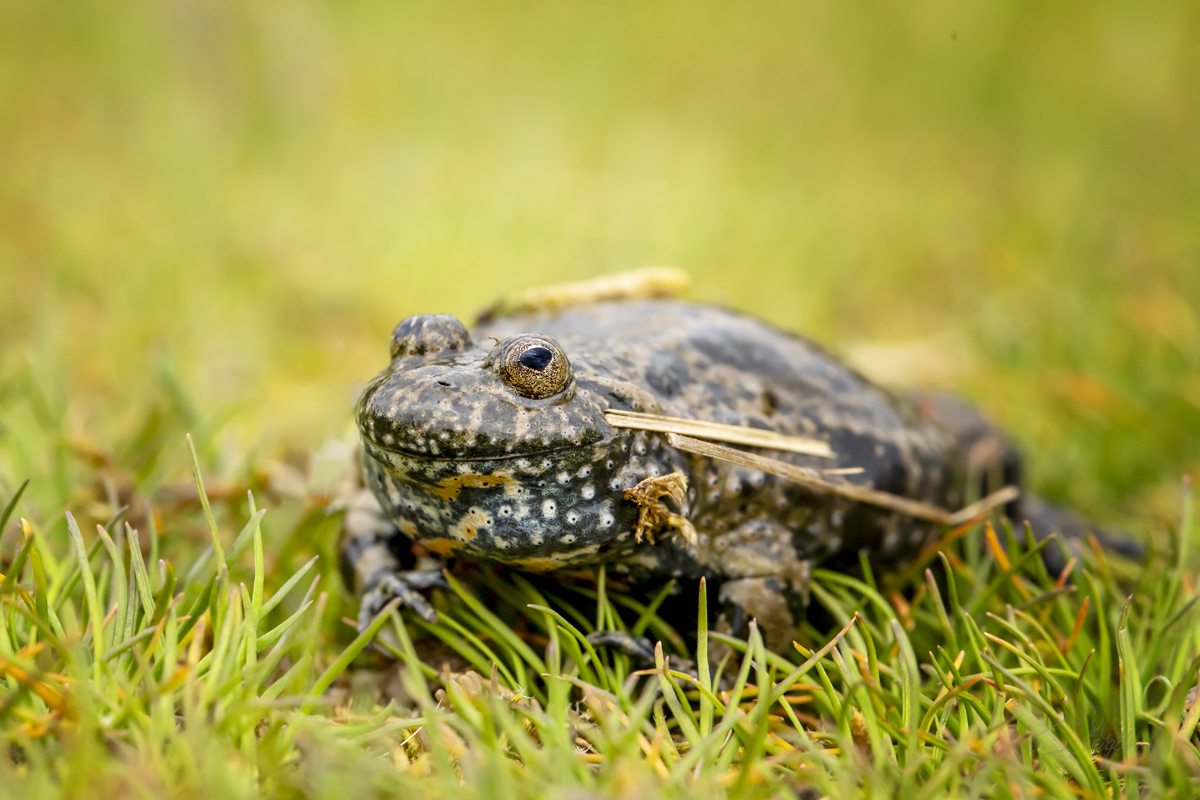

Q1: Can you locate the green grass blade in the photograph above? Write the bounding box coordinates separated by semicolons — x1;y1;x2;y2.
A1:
186;434;226;567
66;512;105;683
0;480;29;539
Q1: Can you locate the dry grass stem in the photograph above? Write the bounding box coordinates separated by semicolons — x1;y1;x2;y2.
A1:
665;433;1015;525
605;410;835;458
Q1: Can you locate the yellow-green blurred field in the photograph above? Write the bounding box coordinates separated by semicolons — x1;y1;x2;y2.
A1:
3;0;1199;523
1;3;1200;797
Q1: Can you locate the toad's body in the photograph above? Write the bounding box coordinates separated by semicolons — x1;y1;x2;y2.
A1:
358;300;967;569
344;293;1038;647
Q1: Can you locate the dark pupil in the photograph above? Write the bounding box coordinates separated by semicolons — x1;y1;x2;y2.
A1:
519;346;554;372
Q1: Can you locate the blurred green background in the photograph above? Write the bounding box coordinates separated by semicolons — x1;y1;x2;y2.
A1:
1;0;1197;531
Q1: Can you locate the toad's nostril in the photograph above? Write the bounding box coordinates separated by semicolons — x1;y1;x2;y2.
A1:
436;380;452;387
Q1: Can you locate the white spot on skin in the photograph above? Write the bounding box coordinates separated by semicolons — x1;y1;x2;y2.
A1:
566;512;579;524
560;534;576;544
577;466;592;478
581;485;595;500
530;532;543;545
601;514;615;528
556;472;571;484
498;505;512;517
542;500;557;519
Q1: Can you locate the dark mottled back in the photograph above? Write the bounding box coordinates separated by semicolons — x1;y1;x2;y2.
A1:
356;299;965;578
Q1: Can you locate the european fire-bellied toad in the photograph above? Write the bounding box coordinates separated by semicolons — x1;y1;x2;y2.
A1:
341;283;1132;650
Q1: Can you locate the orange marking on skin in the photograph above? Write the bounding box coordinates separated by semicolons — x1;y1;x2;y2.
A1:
450;508;491;540
423;538;461;556
430;473;517;501
510;557;566;573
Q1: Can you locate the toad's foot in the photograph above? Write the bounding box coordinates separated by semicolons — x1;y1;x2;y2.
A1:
357;560;447;631
585;630;701;677
623;473;696;545
586;630;657;663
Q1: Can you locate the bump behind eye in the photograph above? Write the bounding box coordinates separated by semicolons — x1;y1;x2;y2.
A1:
488;335;572;399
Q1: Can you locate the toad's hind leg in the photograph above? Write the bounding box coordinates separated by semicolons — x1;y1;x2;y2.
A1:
912;393;1023;518
912;393;1143;568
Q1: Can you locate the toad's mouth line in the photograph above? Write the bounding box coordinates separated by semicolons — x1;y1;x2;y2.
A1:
363;438;593;465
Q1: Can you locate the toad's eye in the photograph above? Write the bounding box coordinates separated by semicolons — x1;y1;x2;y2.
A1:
487;335;573;399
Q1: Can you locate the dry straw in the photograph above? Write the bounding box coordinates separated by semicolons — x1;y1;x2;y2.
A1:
604;410;1017;525
605;410;835;458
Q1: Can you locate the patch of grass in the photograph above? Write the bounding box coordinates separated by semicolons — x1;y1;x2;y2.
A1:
0;443;1196;798
2;0;1198;528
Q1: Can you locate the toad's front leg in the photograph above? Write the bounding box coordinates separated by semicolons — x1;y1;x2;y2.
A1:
704;519;812;653
339;489;447;630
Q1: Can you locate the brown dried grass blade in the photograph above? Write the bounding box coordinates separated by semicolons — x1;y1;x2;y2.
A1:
605;410;835;458
664;433;1018;526
944;486;1020;526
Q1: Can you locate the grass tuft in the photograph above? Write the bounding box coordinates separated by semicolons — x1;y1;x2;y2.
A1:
0;454;1196;798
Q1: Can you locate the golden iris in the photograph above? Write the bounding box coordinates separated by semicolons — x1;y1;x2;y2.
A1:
490;335;573;399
